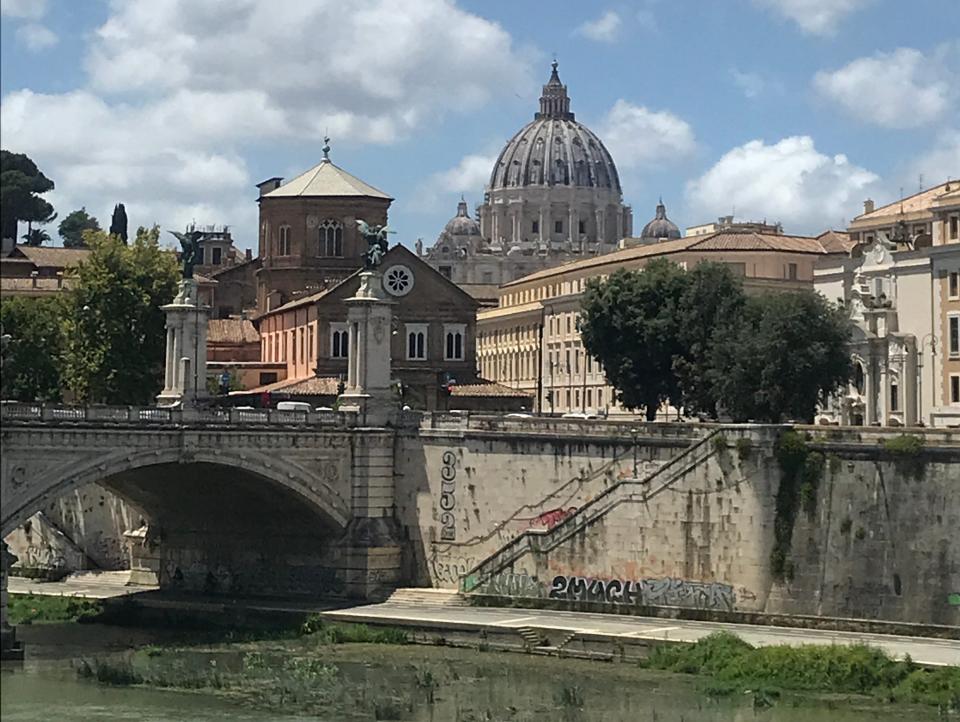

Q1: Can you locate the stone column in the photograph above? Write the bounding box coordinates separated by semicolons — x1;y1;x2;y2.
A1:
0;540;24;660
596;208;605;244
157;278;211;407
568;208;576;243
539;208;546;243
616;208;625;241
543;206;552;244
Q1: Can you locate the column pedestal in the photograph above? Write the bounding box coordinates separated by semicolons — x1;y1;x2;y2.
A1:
157;279;210;407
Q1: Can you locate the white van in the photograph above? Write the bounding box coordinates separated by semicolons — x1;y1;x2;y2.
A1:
276;401;312;412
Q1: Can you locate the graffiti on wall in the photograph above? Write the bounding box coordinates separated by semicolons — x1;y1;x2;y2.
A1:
519;507;578;531
439;450;458;541
548;575;735;611
430;554;475;585
472;570;544;598
948;593;960;607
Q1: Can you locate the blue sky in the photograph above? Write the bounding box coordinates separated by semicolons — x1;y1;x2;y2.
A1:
2;0;957;250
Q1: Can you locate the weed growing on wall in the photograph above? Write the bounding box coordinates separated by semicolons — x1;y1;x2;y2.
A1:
880;434;926;480
771;432;825;581
735;437;753;461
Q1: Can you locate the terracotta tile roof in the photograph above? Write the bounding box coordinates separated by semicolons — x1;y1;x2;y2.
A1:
450;383;532;398
239;376;341;396
502;230;831;287
852;181;954;223
816;230;857;254
17;246;91;268
207;319;259;345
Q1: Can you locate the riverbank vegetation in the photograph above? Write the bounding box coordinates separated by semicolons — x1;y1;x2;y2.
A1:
645;632;960;708
8;593;104;624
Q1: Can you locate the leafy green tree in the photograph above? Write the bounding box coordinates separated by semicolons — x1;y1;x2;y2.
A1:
60;226;178;404
22;227;51;247
710;291;852;423
1;150;55;242
58;207;100;248
0;296;64;402
580;259;688;420
673;262;747;419
109;203;128;243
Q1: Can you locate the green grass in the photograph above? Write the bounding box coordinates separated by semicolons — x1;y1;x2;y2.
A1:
7;593;104;624
300;615;408;645
645;632;959;707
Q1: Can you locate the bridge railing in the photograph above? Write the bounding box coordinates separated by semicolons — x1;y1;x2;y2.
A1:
0;402;346;427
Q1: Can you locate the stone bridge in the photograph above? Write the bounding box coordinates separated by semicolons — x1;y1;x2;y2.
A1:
1;403;401;601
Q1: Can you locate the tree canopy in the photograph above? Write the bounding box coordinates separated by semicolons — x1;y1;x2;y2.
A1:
0;295;64;402
580;259;852;423
60;226;178;404
1;150;55;243
109;203;128;243
58;207;101;248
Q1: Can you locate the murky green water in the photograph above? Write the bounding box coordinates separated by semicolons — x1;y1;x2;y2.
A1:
0;624;941;721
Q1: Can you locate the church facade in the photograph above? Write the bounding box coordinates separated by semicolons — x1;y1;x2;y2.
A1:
419;62;632;287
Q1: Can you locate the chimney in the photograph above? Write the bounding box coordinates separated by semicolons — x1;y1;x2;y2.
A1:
863;199;875;214
245;249;253;261
256;177;284;197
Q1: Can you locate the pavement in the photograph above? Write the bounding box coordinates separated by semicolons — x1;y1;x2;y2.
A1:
9;576;959;667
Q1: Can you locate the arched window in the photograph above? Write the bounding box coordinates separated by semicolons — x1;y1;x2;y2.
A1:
853;362;865;395
406;324;427;360
330;323;349;358
444;324;464;361
278;225;291;256
318;219;343;257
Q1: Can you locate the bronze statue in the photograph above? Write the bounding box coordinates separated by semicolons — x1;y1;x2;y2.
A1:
168;230;203;279
356;220;393;269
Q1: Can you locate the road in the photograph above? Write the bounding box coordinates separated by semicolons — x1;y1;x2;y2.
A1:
9;576;959;667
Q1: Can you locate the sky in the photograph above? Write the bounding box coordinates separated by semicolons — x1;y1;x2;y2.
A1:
1;0;958;251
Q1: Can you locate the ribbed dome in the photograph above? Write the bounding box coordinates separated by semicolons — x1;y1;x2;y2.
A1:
443;198;480;236
640;199;681;241
489;62;621;193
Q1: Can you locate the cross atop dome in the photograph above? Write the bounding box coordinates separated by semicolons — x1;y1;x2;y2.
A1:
537;60;574;121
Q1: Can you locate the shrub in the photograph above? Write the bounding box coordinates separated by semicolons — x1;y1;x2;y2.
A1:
735;437;753;461
881;435;926;480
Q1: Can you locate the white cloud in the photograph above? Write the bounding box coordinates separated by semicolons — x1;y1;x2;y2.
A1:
686;136;879;233
16;23;57;51
575;10;621;43
753;0;871;35
907;129;960;188
598;100;696;171
0;0;534;245
813;47;955;129
412;150;498;213
1;0;47;19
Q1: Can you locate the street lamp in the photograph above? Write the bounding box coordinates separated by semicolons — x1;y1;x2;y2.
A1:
631;427;639;478
916;334;938;424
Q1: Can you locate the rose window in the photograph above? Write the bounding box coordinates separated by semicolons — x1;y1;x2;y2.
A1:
383;264;414;296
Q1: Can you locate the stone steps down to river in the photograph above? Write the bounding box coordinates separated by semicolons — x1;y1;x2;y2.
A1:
385;588;468;607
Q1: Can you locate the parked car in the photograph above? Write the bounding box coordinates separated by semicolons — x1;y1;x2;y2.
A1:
561;412;598;420
276;401;312;412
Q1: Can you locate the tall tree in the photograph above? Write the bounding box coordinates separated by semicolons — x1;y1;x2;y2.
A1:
22;227;51;247
109;203;128;243
710;291;852;423
0;296;64;402
60;226;179;404
672;262;747;419
580;259;688;420
0;150;55;242
58;207;101;248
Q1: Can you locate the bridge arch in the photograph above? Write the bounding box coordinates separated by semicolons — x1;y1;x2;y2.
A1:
2;446;351;538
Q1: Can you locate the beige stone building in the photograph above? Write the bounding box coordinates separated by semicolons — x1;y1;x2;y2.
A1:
255;144;392;313
419;62;631;288
478;229;848;416
815;181;960;428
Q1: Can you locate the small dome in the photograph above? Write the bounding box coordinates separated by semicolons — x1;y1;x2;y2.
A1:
443;198;480;237
640;199;681;241
489;62;621;194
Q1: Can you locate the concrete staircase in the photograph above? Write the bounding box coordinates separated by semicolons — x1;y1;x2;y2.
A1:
384;587;468;607
461;427;734;594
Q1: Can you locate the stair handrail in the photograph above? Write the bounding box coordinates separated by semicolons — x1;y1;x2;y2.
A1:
460;428;722;592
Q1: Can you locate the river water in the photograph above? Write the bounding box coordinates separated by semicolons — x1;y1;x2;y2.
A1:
0;624;940;721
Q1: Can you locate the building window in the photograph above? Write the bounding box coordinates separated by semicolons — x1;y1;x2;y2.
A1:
444;324;465;361
278;225;292;255
406;323;428;360
949;314;960;356
951;375;960;404
853;362;865;394
318;219;343;257
787;263;798;280
890;381;898;412
211;247;222;265
950;215;959;240
554;220;563;234
578;220;585;234
299;328;305;364
532;220;539;234
330;323;349;358
949;271;959;299
586;389;592;407
598;389;603;407
259;372;278;386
